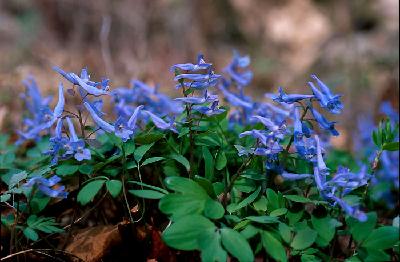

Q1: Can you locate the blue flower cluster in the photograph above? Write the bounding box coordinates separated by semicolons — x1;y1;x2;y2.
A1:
23;175;68;198
17;51;390;221
218;52;370;221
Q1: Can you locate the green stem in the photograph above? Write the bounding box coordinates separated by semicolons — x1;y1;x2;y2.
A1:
121;144;134;223
222;155;254;206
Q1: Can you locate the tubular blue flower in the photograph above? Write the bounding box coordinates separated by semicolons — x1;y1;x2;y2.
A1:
239;130;268;145
310;107;339;136
251;116;286;138
219;85;253;109
315;135;329;175
328;166;370;195
170;54;212;72
174;90;218;105
45;118;68;164
173;55;221;90
224;51;253;87
53;66;109;96
293;107;303;140
84;102;115;133
254;141;282;156
281;172;312;181
65;117;91;161
329;195;367;222
127;105;144;129
192;100;225;116
114;117;134;142
308;75;343;114
272;87;314;104
24;175;68;199
144;110;177;133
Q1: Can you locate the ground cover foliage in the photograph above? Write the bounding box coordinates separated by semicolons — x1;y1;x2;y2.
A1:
1;52;399;261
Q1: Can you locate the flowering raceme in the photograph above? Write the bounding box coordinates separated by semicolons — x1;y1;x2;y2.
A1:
15;52;393;225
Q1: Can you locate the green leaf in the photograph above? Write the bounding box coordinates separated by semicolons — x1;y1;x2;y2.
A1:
311;216;337;245
159;193;205;219
8;171;27;188
162;215;215;250
170;154;190;172
195;176;217;198
134;143;154;163
127;181;168;194
261;231;288;262
220;228;254;262
204;198;224;219
77;180;105;205
30;195;50;214
164;176;206;196
279;223;292;243
227;187;261;213
129;189;165;199
382;142;399;151
291;227;318;250
270;208;288;217
195;133;221;147
124;140;136;155
266;188;281;211
253;196;268;212
346;212;377;243
105;180;122;198
202;146;214;180
135;132;164;144
198;229;227;262
79;165;93;175
23;227;39;241
361;226;399;250
0;193;11;202
245;216;279;224
365;249;391;262
284;195;312;203
56;164;80;176
141;157;165;166
215;151;227;170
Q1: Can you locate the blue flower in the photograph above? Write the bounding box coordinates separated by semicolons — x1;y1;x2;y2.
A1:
173;55;221;90
192;100;225;116
281;172;312;181
45;118;68;164
272;87;314;104
315;135;329;175
114;117;134;142
17;83;65;144
53;66;109;96
84;101;115;133
65;117;91;161
328;166;370;195
310;107;339;136
175;90;218;105
329;195;367;222
251;115;286;138
224;51;253;87
170;54;212;72
219;85;253;109
143;110;177;133
24;175;68;199
309;75;343;114
239;130;269;146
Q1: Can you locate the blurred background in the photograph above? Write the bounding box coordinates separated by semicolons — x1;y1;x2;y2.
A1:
0;0;398;149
